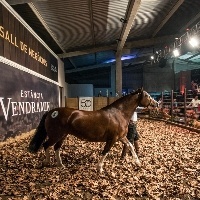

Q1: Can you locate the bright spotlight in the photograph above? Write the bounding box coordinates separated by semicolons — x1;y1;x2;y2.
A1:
189;37;199;47
150;55;154;60
173;49;180;57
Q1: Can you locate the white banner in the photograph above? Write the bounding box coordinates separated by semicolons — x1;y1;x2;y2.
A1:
79;97;93;111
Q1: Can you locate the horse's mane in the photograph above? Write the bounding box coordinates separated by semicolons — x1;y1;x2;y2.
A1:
101;88;143;110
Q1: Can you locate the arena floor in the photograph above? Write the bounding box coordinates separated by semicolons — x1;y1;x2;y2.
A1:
0;119;199;199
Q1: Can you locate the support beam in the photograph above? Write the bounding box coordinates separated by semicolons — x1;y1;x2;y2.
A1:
180;11;200;33
152;0;184;37
116;0;141;54
58;35;176;58
125;34;177;49
58;45;116;58
115;53;122;97
87;0;96;45
28;3;65;53
6;0;48;5
68;58;77;69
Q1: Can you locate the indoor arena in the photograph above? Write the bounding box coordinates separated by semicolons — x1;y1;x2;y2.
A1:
0;0;200;199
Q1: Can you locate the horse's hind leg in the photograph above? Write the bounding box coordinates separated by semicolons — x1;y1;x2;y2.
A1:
54;138;65;168
42;140;52;167
120;137;141;167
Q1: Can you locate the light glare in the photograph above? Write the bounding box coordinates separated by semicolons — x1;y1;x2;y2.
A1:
189;37;199;47
173;49;180;57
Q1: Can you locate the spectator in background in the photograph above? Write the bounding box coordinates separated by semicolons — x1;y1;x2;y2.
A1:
191;80;198;96
98;91;102;97
158;98;162;108
188;95;200;113
173;98;178;108
173;98;179;115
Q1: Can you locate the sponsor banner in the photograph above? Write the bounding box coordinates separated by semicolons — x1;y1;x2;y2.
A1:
79;97;93;111
0;62;59;141
0;3;58;81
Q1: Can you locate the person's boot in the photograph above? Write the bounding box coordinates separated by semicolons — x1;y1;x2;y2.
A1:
134;141;140;156
121;145;128;160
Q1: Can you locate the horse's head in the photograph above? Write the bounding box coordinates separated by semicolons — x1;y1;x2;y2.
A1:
138;89;158;108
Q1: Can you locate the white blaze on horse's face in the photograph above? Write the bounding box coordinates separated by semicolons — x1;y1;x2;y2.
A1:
141;91;158;107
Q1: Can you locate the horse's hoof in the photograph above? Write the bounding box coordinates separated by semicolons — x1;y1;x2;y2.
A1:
57;163;65;168
42;161;50;167
120;155;126;160
135;160;141;167
97;166;103;174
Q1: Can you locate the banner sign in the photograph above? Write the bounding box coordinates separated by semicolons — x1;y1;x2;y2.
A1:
0;3;58;82
0;62;59;141
79;97;93;111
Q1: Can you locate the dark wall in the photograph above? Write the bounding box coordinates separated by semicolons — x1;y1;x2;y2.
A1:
143;62;175;93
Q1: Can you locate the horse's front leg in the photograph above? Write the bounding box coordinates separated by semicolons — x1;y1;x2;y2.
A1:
97;139;116;173
97;153;108;174
120;137;141;167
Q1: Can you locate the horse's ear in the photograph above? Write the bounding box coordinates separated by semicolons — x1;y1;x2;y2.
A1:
137;87;143;94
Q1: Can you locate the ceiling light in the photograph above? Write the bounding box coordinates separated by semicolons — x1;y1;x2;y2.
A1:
173;49;180;57
189;37;199;47
150;55;154;60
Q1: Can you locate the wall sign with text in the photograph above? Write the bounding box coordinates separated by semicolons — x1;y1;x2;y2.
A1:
79;97;93;111
0;62;59;141
0;3;58;82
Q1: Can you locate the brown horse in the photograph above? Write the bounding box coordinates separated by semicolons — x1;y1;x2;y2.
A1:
28;88;158;173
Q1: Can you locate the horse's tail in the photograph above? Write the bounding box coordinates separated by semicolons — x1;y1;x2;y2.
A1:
28;112;48;153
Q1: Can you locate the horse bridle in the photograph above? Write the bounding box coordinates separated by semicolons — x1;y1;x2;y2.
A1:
138;91;154;107
137;90;144;106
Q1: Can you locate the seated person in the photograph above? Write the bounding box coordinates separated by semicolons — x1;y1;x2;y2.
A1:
188;95;200;113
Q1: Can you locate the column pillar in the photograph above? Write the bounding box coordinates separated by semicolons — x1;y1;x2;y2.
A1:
115;52;122;97
111;65;116;97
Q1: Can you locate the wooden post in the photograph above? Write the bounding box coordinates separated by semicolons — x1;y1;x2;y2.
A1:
161;92;164;108
184;88;187;125
171;90;174;122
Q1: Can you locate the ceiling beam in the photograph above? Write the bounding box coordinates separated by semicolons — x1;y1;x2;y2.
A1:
28;2;66;53
116;0;141;55
152;0;184;37
58;34;177;58
58;45;116;58
6;0;48;5
180;11;200;33
68;58;77;69
88;0;96;46
125;34;177;49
